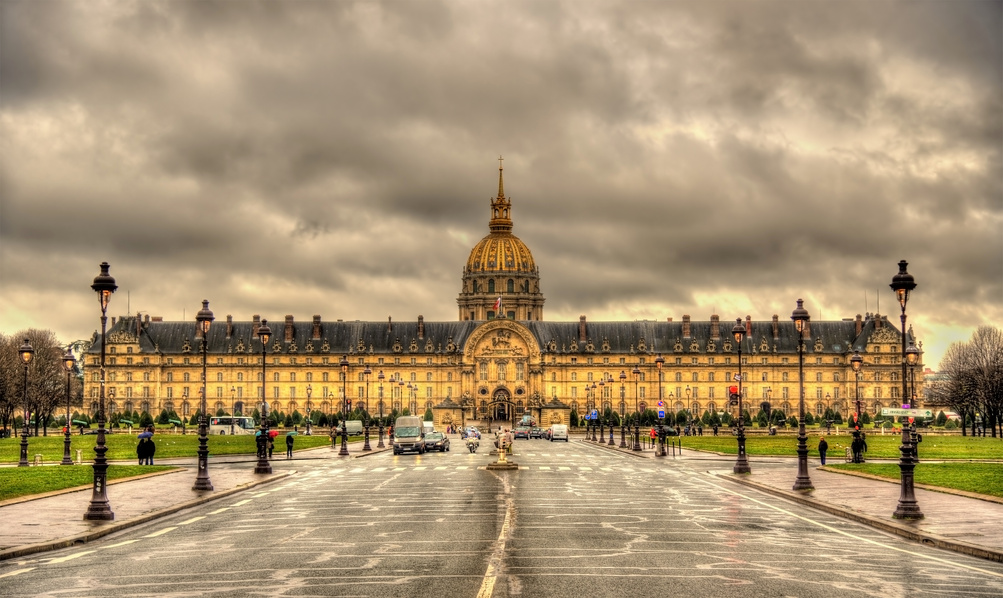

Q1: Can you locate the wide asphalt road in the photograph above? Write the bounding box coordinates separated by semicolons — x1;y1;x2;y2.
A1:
2;437;1002;597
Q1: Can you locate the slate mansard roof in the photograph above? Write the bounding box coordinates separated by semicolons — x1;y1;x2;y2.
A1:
90;313;911;358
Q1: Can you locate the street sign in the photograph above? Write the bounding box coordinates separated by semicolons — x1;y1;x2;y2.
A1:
881;408;933;418
658;410;665;418
591;409;598;420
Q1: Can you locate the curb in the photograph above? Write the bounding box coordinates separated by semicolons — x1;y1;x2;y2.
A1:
717;473;1003;564
817;466;1003;505
0;470;293;562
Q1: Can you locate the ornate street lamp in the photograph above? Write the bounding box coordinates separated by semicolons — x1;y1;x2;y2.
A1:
377;370;386;448
339;355;350;456
598;377;606;443
791;298;814;491
17;338;34;467
631;365;642;451
732;318;751;474
84;262;117;520
618;370;627;448
891;260;923;519
193;300;215;491
851;350;864;428
906;337;920;457
363;364;372;451
254;319;272;474
585;383;593;439
230;386;237;435
305;384;313;436
61;346;76;465
655;353;666;457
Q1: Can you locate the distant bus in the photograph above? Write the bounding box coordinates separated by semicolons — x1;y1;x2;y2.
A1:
209;416;257;435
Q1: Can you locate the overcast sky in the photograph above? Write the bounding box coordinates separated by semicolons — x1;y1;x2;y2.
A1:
1;0;1000;371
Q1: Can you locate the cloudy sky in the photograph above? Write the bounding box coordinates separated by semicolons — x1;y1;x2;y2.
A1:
1;0;1000;370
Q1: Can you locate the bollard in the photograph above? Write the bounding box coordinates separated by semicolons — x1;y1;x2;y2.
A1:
76;449;82;464
34;454;43;466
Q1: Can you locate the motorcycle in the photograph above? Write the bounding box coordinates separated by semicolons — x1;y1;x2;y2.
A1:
466;437;479;453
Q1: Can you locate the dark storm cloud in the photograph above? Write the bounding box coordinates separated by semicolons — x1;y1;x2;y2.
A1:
1;0;999;369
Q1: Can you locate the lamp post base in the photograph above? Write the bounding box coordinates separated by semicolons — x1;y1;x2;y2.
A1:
363;425;372;451
734;429;751;474
61;429;74;465
377;423;385;448
893;429;924;519
339;429;349;456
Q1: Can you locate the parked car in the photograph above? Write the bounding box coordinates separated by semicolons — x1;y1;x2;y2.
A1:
424;432;450;452
529;427;543;438
513;427;530;439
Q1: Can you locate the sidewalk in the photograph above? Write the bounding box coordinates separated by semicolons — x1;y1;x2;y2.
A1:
580;435;1003;563
0;441;385;561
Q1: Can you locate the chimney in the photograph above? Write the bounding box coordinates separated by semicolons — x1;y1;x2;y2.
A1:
252;314;261;338
111;317;116;326
152;316;163;322
855;313;863;336
666;317;672;323
388;316;393;333
226;315;233;339
312;315;322;340
136;313;141;337
579;315;587;342
144;314;150;324
772;314;779;339
418;315;425;339
682;315;691;338
710;315;720;340
284;315;294;343
874;315;882;329
746;315;753;341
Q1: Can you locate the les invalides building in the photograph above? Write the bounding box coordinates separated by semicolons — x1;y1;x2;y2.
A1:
84;161;925;430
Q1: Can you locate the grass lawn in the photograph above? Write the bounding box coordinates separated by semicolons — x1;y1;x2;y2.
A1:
0;465;175;502
0;431;337;463
677;433;1002;459
827;462;1003;499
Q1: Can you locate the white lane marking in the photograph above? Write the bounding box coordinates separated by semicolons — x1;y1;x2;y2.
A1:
178;516;205;525
372;467;388;472
579;467;593;471
143;526;177;538
539;466;551;470
45;551;96;564
230;499;253;507
208;507;229;515
103;540;139;548
413;467;427;471
558;466;571;470
699;474;1003;579
0;568;35;579
476;497;514;598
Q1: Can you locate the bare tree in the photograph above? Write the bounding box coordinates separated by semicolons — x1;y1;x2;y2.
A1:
937;326;1003;437
0;330;67;437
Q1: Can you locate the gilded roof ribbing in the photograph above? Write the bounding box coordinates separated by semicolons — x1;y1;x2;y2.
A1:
465;233;537;274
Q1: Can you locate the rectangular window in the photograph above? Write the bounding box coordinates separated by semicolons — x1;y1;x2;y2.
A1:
447;372;453;382
707;387;713;399
571;372;577;381
571;387;578;399
273;387;279;399
480;363;488;380
143;387;150;398
216;387;223;398
639;387;646;399
516;363;524;381
708;372;715;382
783;387;789;399
167;387;174;399
290;387;296;399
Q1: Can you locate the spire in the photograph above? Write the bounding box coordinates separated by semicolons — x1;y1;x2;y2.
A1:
488;156;513;234
497;155;505;199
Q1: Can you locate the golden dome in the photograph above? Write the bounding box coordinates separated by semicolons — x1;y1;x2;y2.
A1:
465;233;537;274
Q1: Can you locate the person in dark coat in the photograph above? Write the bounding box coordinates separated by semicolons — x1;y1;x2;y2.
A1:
851;432;864;463
285;433;294;459
818;436;829;465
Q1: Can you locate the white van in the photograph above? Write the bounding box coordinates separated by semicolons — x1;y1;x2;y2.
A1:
394;416;425;455
422;421;435;435
341;420;363;436
549;424;569;442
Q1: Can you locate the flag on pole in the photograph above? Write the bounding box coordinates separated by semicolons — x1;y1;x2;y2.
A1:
493;296;502;311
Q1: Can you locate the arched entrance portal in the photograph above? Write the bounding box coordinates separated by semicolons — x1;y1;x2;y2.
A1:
489;388;515;428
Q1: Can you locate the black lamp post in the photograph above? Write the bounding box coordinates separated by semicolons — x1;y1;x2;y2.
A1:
61;346;76;465
17;338;34;467
85;261;117;520
791;299;814;491
906;337;920;458
585;383;593;439
598;377;605;443
377;370;386;448
363;364;372;451
339;355;350;456
632;365;642;451
193;300;214;491
891;260;923;519
733;318;751;474
230;386;237;435
618;370;627;448
655;354;666;457
305;384;313;436
851;350;864;428
254;320;272;474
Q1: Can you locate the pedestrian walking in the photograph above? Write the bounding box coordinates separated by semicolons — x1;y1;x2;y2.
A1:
267;435;275;459
286;433;294;459
818;436;828;465
851;433;863;463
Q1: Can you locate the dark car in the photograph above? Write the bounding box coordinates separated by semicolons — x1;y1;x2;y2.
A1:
529;427;543;439
513;427;530;439
424;432;450;452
